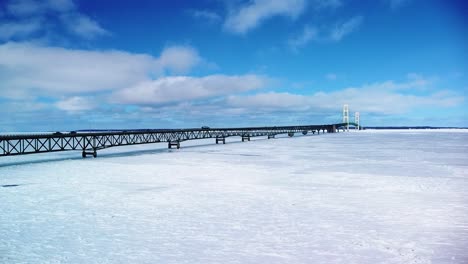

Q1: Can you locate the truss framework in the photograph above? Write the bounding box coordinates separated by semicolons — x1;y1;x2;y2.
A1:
0;123;353;158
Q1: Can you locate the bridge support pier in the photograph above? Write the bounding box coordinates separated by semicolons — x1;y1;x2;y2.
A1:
242;135;250;142
268;134;275;139
168;141;180;149
82;149;97;158
216;137;226;144
327;125;337;133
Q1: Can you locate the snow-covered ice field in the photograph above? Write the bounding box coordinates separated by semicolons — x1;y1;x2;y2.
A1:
1;130;467;264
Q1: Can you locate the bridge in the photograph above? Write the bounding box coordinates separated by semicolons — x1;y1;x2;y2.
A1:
0;123;358;158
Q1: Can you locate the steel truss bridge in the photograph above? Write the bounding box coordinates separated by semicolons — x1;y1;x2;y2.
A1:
0;123;357;158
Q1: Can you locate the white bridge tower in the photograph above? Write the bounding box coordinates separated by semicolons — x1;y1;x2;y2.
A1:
343;104;349;131
355;112;360;130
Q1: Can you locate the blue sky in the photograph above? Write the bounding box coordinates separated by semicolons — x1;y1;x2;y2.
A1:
0;0;466;131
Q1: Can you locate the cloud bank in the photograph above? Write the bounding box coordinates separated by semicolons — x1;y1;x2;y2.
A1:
0;42;271;112
0;42;205;98
112;75;270;105
225;78;463;115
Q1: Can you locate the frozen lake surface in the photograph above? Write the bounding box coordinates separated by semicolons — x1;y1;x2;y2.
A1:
1;130;467;263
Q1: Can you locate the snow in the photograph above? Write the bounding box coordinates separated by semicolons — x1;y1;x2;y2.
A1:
1;130;467;263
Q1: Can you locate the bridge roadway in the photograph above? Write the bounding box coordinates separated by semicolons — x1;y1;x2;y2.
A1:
0;123;356;158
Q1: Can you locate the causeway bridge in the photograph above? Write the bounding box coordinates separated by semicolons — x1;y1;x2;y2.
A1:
0;123;357;158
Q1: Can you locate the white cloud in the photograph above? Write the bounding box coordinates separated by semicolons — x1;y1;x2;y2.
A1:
314;0;342;9
358;78;430;91
6;0;43;17
310;85;462;114
224;0;306;34
112;75;270;105
0;42;203;97
55;96;96;112
0;20;41;40
60;13;109;39
2;100;48;113
156;46;202;74
1;0;107;40
227;92;310;110
0;42;154;96
330;16;363;41
190;10;221;22
224;77;463;115
46;0;75;12
287;15;363;50
288;26;317;51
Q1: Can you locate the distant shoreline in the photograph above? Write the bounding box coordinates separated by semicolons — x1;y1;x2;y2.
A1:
362;126;468;130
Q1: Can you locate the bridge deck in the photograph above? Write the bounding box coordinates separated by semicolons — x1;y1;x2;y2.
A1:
0;123;356;158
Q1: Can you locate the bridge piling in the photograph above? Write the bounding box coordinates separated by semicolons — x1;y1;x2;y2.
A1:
82;149;97;158
326;125;337;133
242;135;250;142
216;137;226;144
168;141;180;149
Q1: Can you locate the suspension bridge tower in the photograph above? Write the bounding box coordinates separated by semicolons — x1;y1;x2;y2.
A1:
355;112;360;130
343;104;349;131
